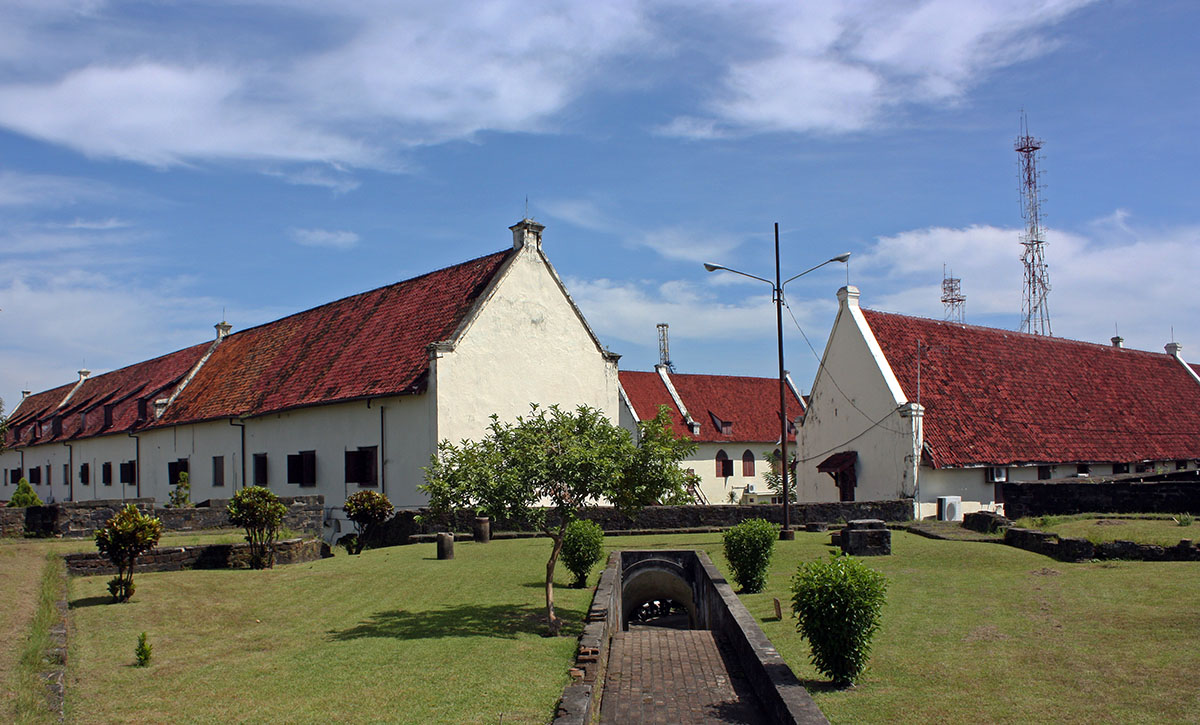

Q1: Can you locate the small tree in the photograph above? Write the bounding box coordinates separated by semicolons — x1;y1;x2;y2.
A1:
562;519;605;588
94;504;163;602
342;490;394;554
167;471;191;508
722;518;779;593
135;632;152;666
791;553;888;687
423;404;694;634
8;478;42;507
227;486;287;569
763;450;798;503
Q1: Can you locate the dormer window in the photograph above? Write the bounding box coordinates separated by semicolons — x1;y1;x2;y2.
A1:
721;421;733;435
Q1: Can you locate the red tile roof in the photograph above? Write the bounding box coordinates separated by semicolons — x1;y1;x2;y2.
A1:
620;370;803;444
6;249;513;445
4;343;211;447
862;309;1200;468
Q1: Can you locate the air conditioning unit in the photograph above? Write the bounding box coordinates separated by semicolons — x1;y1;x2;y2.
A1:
937;495;962;522
987;467;1007;482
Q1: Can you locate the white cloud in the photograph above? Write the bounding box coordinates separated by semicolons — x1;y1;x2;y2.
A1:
0;170;114;207
288;227;360;249
264;166;361;195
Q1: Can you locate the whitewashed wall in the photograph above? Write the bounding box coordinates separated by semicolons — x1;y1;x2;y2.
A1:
797;287;922;506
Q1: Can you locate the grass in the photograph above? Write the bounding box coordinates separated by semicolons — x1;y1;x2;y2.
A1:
1013;513;1197;546
5;529;1197;723
7;549;67;724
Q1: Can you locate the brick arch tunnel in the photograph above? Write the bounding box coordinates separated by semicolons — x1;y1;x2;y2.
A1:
619;555;698;629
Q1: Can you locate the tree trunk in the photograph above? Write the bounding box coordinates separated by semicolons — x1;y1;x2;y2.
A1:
544;532;566;635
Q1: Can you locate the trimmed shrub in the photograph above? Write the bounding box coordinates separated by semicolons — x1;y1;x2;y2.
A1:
342;490;394;554
8;478;41;507
95;504;163;602
227;486;287;569
561;519;604;588
791;553;888;686
722;518;779;593
167;471;191;509
135;632;152;666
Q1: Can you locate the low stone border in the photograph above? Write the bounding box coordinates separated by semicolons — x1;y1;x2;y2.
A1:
44;564;69;722
63;538;330;575
1003;527;1200;562
553;552;621;724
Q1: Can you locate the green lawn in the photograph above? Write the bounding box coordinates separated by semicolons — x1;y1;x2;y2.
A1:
1013;513;1198;547
8;529;1197;724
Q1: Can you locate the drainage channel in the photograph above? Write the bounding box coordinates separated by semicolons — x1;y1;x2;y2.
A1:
553;550;827;725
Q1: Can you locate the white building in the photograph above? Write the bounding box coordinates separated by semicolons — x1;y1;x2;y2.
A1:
798;285;1200;518
618;367;805;505
1;220;620;536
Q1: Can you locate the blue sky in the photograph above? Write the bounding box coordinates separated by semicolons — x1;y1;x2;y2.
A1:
3;0;1199;412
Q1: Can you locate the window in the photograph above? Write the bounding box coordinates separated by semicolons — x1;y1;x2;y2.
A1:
1037;465;1052;480
119;461;137;485
715;450;733;478
167;459;189;486
45;465;51;486
62;464;69;487
102;404;114;428
80;463;90;485
51;417;62;437
8;469;20;485
345;446;378;487
1135;463;1149;474
1076;464;1090;476
287;450;317;487
28;467;41;485
721;421;733;435
1176;460;1188;471
253;454;268;486
1113;463;1129;475
102;462;113;486
741;450;755;477
212;456;225;487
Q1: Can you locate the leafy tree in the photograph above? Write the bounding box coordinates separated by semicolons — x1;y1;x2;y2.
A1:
561;519;604;588
8;478;42;507
342;490;394;554
763;449;798;503
0;397;8;455
94;504;163;602
722;518;779;593
167;471;191;508
423;403;694;634
791;553;888;686
227;486;287;569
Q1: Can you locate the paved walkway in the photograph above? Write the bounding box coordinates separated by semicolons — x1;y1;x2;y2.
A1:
599;628;768;724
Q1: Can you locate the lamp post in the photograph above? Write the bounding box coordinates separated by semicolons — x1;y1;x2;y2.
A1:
704;223;850;539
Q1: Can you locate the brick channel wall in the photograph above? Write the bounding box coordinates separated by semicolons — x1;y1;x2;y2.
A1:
370;500;913;547
4;496;323;538
63;537;330;575
1002;478;1200;519
1003;526;1200;562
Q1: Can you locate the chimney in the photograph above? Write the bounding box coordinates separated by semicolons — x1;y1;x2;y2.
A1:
21;389;31;399
837;285;861;309
215;321;232;340
154;398;169;419
509;218;545;251
78;368;91;380
1111;336;1124;348
1166;341;1183;357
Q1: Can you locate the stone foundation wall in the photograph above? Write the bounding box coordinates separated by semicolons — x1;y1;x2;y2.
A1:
371;500;912;547
1003;526;1200;562
63;537;330;575
1002;479;1200;519
0;507;25;537
8;496;323;539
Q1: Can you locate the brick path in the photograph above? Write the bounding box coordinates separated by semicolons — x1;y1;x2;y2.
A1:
599;628;768;724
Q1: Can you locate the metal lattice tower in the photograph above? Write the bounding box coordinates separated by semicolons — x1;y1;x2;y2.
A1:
941;265;965;322
656;323;675;371
1016;113;1052;335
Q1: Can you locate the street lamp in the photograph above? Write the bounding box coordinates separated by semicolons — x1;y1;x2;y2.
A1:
704;222;850;539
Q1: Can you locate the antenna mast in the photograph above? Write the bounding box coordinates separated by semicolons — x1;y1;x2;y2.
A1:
1016;112;1052;335
657;323;675;372
941;265;965;323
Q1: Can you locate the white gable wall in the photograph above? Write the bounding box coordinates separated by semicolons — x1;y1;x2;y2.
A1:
798;287;922;504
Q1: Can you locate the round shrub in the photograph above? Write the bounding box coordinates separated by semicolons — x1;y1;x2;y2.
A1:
722;518;779;593
8;478;41;507
343;490;394;554
227;486;287;569
95;504;163;602
561;519;604;588
791;553;888;686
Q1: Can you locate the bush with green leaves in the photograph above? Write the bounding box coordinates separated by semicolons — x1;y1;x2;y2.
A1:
1174;512;1194;527
8;477;41;507
135;632;152;666
561;519;604;588
227;486;287;569
167;471;191;508
342;490;394;554
94;504;163;602
791;553;888;686
722;517;779;593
